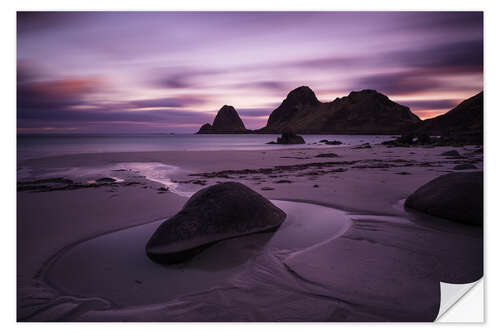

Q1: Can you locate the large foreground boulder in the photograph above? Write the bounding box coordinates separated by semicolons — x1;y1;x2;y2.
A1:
146;182;287;264
405;172;483;225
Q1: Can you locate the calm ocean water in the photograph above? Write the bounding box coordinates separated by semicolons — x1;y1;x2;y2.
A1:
17;134;393;161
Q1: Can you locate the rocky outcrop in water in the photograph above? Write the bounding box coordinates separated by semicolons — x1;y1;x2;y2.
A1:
146;182;286;264
258;87;422;134
195;88;482;140
405;172;483;226
197;105;249;134
274;132;305;144
197;123;213;133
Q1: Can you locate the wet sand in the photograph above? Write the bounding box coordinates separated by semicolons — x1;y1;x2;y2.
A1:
42;201;350;308
17;144;483;321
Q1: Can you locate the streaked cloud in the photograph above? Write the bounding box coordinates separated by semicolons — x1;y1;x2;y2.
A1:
17;11;483;133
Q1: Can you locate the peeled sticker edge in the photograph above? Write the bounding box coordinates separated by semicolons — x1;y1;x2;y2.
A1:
436;278;483;321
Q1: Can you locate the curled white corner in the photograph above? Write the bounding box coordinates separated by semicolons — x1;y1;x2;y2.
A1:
436;279;482;321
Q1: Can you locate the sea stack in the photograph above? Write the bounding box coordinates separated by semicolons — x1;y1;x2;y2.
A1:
197;105;249;134
266;86;320;131
259;87;422;134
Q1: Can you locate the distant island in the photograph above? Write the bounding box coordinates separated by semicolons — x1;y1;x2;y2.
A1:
197;105;251;134
196;86;483;140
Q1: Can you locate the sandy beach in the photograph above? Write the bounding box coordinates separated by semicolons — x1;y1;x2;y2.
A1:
17;143;483;321
12;9;487;325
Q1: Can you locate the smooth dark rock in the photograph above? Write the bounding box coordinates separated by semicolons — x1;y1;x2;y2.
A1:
405;172;483;225
146;182;286;264
275;132;305;145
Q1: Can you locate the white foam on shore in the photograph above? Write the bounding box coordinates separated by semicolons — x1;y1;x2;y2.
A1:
112;162;194;197
18;162;193;196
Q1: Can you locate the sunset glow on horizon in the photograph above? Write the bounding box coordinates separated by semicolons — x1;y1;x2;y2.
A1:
17;11;483;133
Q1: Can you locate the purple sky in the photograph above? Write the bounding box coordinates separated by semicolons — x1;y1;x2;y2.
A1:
17;11;483;133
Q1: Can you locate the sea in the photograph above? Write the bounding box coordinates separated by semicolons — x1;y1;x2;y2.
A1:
17;133;394;161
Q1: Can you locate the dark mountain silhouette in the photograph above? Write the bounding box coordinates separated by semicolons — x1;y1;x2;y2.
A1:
266;86;320;128
258;87;422;134
197;105;249;134
419;91;483;137
194;88;483;138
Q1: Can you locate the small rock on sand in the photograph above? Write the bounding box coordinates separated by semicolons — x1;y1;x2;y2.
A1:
261;187;275;191
315;153;339;158
352;143;371;149
319;139;342;145
274;179;292;184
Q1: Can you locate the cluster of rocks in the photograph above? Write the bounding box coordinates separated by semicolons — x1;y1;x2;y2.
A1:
17;177;117;192
382;133;435;147
267;132;305;145
383;132;483;148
